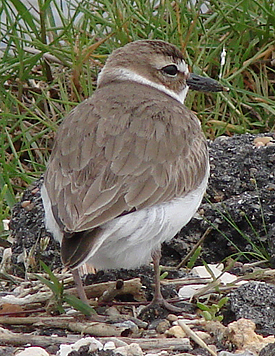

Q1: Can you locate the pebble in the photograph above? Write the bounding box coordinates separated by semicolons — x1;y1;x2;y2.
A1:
195;330;212;343
31;187;39;194
227;318;275;355
114;343;143;356
254;136;273;146
165;325;186;338
106;306;121;316
148;319;166;330
114;320;139;334
21;200;34;211
166;314;178;322
155;320;170;334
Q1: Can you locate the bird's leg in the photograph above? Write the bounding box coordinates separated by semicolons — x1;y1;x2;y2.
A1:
71;269;110;321
151;248;164;304
71;268;90;305
147;248;183;312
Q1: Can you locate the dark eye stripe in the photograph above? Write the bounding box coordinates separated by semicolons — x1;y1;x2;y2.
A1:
161;64;178;76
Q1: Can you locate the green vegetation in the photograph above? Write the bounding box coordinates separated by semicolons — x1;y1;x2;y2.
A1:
1;0;275;224
205;196;271;264
197;296;229;321
36;261;95;315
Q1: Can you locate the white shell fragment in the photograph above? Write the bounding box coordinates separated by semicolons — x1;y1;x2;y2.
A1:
57;337;103;356
15;347;49;356
178;264;246;299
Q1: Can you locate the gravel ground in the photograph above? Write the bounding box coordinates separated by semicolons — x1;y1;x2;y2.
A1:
6;133;275;355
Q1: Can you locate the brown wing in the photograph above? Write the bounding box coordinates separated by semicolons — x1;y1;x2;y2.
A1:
44;81;208;234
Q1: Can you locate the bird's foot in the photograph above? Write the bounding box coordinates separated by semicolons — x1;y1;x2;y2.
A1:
138;295;186;319
154;297;185;313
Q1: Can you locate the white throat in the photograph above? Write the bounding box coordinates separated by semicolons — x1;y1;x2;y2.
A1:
98;67;189;104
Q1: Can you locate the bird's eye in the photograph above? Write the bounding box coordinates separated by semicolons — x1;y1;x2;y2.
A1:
161;64;178;77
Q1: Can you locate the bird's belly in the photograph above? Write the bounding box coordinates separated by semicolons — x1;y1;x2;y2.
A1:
87;170;209;270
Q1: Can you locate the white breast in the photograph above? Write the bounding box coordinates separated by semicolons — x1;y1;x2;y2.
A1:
86;164;209;270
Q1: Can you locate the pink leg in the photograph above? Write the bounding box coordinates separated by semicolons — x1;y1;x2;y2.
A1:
71;268;89;305
148;249;183;312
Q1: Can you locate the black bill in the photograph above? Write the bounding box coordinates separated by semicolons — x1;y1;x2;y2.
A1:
187;73;229;93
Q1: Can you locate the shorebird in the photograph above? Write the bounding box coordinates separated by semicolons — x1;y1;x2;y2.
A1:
41;40;226;311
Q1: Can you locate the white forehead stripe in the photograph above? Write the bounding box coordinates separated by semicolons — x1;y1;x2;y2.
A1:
178;61;189;74
99;67;189;104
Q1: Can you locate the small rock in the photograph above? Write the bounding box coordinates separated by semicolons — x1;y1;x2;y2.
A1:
228;318;259;347
254;136;273;146
195;330;212;343
31;187;39;194
227;318;275;354
255;141;265;147
21;200;31;208
166;314;178;322
114;320;139;334
106;306;121;316
114;343;143;356
156;319;170;334
21;200;34;211
165;325;186;338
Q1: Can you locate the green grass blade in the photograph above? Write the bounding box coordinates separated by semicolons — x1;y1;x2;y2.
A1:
8;0;39;37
